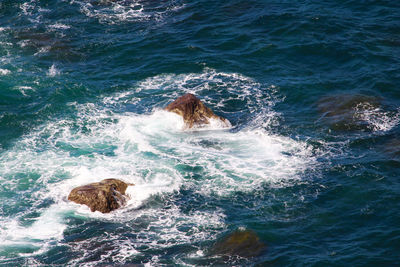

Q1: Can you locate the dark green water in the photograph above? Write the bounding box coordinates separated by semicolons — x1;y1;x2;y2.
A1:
0;0;400;266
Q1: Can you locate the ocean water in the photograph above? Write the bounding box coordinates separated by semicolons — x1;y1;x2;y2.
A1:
0;0;400;266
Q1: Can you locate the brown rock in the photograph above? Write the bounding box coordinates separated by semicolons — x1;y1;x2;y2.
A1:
165;93;231;129
68;179;133;213
211;229;265;258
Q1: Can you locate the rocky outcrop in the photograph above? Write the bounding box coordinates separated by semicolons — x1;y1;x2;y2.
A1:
165;93;231;129
317;94;381;131
210;229;265;258
68;179;133;213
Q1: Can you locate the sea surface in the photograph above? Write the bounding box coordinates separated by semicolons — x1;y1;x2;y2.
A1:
0;0;400;266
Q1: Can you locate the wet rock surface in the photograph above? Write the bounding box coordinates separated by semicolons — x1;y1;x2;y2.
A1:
165;93;231;129
68;179;133;213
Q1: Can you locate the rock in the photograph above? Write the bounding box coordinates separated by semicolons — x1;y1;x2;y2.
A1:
68;179;133;213
13;29;77;61
210;229;265;258
317;94;381;131
164;93;231;129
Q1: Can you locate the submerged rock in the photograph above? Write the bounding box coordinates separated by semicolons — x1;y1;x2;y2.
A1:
68;179;133;213
13;29;78;61
164;93;231;129
210;229;265;258
317;94;381;131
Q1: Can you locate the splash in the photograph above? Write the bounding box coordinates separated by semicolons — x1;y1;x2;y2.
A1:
47;64;60;76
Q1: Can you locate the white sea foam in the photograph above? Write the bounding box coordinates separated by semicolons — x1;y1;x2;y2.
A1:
193;116;232;130
48;23;71;30
66;204;225;266
19;0;41;23
105;68;280;129
74;0;184;25
354;103;400;132
0;205;67;259
3;207;66;242
0;70;314;264
14;86;35;96
34;46;51;55
18;40;29;48
20;2;34;16
0;69;10;75
47;64;60;76
79;2;150;24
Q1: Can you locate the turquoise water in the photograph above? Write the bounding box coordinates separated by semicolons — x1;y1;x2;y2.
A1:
0;0;400;266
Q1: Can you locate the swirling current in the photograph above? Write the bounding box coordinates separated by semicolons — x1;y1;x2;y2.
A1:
0;0;400;266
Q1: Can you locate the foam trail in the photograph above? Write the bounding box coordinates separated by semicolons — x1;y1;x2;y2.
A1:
14;86;35;97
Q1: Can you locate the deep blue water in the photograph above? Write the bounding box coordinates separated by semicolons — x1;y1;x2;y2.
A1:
1;0;400;266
